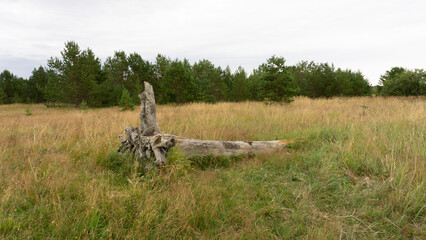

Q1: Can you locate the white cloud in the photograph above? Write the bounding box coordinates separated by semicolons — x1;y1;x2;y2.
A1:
0;0;425;84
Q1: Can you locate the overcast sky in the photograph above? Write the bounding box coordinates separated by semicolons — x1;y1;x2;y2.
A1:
1;0;425;85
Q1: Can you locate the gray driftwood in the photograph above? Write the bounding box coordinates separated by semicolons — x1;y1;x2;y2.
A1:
118;82;292;169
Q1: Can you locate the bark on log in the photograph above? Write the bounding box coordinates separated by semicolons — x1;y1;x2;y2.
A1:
118;82;295;169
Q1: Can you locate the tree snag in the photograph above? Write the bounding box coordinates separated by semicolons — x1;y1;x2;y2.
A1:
118;82;295;169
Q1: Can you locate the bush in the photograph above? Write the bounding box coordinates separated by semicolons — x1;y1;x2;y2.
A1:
381;68;425;96
25;107;32;116
79;100;88;110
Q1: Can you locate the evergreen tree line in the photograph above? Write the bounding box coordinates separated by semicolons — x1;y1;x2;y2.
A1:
1;41;424;106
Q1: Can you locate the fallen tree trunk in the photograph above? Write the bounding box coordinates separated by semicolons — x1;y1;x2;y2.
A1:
118;82;296;169
162;134;291;156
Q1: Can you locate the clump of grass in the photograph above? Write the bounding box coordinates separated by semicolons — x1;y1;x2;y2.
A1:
102;152;134;173
188;154;243;170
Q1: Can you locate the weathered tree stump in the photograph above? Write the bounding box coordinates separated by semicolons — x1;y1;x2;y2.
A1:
118;82;294;169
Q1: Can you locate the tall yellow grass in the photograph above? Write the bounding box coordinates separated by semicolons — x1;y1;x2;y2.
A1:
0;97;424;239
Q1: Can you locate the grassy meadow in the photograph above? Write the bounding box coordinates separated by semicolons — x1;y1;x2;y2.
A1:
0;97;425;239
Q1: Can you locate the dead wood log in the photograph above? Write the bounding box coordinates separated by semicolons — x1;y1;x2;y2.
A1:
118;82;295;169
162;134;291;156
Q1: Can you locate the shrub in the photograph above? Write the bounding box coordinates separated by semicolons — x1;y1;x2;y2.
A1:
25;107;32;116
79;100;88;110
381;68;425;96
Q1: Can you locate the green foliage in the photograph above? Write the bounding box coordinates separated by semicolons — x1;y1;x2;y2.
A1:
192;59;227;102
118;88;135;111
336;69;372;96
103;51;130;106
12;93;23;103
127;53;156;104
0;70;15;104
221;66;233;100
380;68;425;96
162;59;198;104
188;155;242;170
230;67;251;101
102;51;158;106
103;152;134;173
153;54;172;103
3;41;425;107
0;70;28;104
0;86;5;104
24;106;32;116
27;66;48;103
291;61;371;98
47;41;103;107
258;56;297;103
79;100;88;110
379;67;405;86
41;69;63;104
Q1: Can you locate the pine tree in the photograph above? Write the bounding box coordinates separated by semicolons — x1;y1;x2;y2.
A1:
27;66;48;103
192;59;227;102
47;41;102;107
118;88;135;111
230;67;251;101
0;70;28;103
103;51;129;105
127;53;156;104
153;54;172;104
0;86;6;104
259;56;297;103
163;59;197;104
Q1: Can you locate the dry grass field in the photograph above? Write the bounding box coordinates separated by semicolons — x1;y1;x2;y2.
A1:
0;97;425;239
